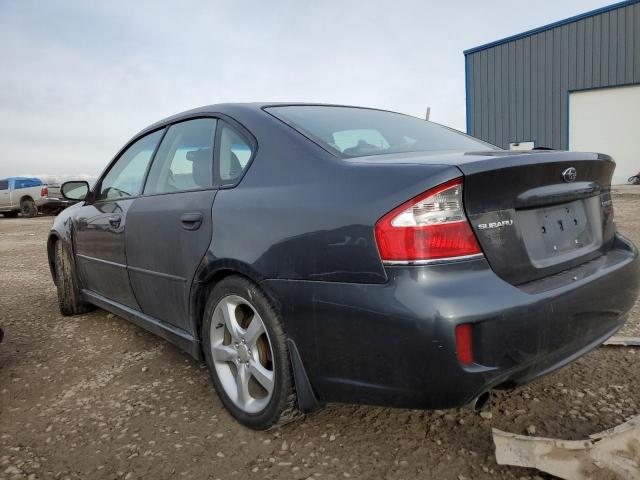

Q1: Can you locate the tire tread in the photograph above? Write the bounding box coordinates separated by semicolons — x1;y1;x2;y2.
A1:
54;241;92;316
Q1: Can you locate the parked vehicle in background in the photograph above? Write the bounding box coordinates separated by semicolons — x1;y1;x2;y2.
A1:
0;177;73;217
628;173;640;185
48;103;639;430
39;182;75;214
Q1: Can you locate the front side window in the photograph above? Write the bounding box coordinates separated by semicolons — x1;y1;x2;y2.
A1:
144;118;217;195
97;130;163;201
266;105;496;158
217;122;253;185
0;179;8;190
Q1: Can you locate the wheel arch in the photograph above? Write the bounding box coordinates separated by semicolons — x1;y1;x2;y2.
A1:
189;260;274;352
47;230;77;286
47;233;61;284
20;194;35;204
189;261;324;413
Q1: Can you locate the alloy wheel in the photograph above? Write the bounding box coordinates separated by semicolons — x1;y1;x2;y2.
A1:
209;295;275;413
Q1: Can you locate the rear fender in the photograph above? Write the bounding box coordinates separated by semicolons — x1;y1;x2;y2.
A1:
188;255;323;411
19;194;35;205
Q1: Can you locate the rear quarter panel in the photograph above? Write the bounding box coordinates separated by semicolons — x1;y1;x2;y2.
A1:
202;107;462;284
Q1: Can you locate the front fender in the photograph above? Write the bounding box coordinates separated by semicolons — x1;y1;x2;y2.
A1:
47;203;82;284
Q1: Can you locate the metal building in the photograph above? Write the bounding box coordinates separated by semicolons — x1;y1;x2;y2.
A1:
465;0;640;184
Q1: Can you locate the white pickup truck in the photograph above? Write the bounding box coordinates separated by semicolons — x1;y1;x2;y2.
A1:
0;177;71;217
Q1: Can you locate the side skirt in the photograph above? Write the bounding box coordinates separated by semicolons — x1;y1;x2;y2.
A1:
81;289;202;360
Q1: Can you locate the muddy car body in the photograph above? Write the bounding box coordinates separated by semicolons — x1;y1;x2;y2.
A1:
47;104;640;429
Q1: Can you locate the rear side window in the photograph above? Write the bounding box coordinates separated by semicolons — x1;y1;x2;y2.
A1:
0;179;8;190
216;122;253;185
267;105;496;158
14;178;42;189
97;130;163;201
144;118;217;195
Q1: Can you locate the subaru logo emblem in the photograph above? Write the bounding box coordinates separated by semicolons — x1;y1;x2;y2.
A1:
562;167;577;183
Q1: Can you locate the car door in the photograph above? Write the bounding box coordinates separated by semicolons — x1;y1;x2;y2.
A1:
73;129;164;308
124;118;220;332
0;179;9;209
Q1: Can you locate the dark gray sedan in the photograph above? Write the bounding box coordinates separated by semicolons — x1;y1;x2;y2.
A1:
48;103;640;429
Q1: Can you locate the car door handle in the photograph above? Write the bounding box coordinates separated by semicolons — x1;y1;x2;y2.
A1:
108;214;122;228
180;212;203;231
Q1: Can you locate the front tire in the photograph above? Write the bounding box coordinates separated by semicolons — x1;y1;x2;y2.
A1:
20;198;37;217
54;241;92;316
202;276;301;429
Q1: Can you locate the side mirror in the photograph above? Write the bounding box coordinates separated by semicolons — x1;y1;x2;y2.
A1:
61;181;90;201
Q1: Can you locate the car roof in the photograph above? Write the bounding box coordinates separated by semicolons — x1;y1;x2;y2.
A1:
136;102;383;137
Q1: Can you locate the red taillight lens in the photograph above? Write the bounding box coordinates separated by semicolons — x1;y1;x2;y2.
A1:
455;323;474;365
374;178;482;262
40;186;48;197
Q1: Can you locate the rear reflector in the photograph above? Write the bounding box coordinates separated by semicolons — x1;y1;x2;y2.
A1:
374;178;482;262
455;324;474;365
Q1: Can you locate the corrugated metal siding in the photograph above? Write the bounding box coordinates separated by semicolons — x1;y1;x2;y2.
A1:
466;1;640;149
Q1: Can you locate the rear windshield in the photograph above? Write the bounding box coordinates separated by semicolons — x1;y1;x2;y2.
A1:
266;105;496;158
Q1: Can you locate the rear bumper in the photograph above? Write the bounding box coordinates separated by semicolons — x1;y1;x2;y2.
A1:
263;233;639;410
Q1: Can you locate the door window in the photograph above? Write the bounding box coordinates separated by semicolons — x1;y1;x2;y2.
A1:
0;179;8;190
216;123;253;185
97;130;163;201
144;118;217;195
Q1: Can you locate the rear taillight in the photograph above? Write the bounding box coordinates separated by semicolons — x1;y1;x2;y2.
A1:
374;178;482;262
40;186;48;197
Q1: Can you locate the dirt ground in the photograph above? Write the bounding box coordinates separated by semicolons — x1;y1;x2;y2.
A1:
1;195;639;480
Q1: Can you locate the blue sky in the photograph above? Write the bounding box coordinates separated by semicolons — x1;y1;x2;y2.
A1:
0;0;613;177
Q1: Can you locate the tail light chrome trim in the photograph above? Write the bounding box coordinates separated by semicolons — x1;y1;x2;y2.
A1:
382;253;484;266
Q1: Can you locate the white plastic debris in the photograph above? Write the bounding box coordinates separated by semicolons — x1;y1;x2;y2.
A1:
493;415;640;479
604;336;640;347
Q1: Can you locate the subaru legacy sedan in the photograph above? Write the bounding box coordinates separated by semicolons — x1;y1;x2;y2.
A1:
49;103;639;429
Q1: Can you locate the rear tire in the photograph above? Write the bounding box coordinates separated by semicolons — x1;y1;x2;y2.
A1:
54;241;92;316
20;198;37;218
202;275;301;429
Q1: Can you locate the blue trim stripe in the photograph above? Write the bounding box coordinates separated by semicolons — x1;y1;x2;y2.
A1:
464;0;639;56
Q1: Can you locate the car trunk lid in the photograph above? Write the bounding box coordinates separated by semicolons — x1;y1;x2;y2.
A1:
459;150;615;285
347;149;616;285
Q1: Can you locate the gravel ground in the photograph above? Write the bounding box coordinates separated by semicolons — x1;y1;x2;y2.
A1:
1;195;639;480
